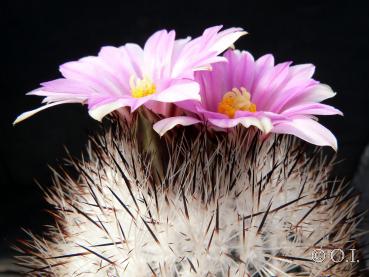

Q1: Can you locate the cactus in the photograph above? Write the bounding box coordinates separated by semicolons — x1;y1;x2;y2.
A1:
15;114;364;276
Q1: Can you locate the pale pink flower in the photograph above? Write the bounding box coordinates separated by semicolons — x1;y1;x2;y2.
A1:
14;26;246;124
154;50;342;149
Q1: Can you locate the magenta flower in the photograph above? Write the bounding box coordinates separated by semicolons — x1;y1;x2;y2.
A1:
14;26;246;124
154;50;342;149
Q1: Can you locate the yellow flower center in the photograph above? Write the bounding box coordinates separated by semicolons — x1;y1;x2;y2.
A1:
217;87;256;118
130;75;156;98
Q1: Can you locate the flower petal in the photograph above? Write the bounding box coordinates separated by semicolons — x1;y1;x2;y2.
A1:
254;62;292;110
88;98;134;121
120;43;144;76
39;78;95;96
196;105;229;119
143;29;176;79
27;88;88;103
98;45;142;92
278;84;336;111
193;62;229;112
60;58;123;97
272;117;338;150
249;53;275;101
224;50;256;93
281;103;343;116
300;83;337;102
153;116;201;136
282;64;316;92
235;110;289;122
171;26;246;78
129;79;201;112
209;116;273;133
151;80;201;103
209;27;247;54
13;100;77;125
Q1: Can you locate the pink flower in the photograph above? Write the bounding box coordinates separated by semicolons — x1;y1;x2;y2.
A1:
14;26;246;124
154;50;342;150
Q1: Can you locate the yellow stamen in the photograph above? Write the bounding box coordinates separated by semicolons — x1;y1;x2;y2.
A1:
217;87;256;118
130;75;156;98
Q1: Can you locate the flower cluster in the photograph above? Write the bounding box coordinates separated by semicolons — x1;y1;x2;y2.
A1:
14;25;342;149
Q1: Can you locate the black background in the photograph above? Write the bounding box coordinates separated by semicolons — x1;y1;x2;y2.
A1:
1;0;369;258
